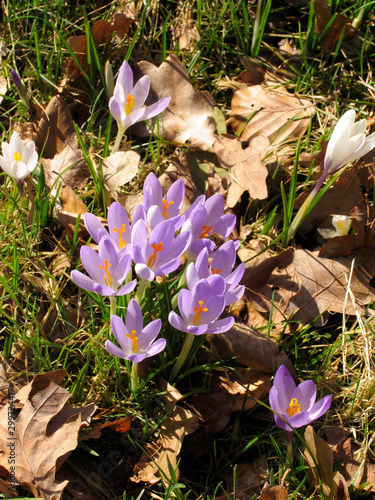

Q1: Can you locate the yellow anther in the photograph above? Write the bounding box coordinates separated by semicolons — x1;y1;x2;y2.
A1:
126;330;139;353
147;242;163;268
99;259;113;287
162;198;174;219
198;225;212;239
13;152;21;162
125;94;135;115
286;398;301;417
112;224;127;249
193;300;208;325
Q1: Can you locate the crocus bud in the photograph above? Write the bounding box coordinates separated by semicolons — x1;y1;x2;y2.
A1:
105;61;114;100
11;70;29;108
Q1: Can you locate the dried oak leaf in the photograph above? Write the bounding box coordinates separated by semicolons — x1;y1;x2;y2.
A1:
303;426;350;500
102;150;140;199
327;430;375;492
0;371;96;499
259;483;289;500
314;0;355;53
66;15;133;78
134;54;216;151
57;186;89;239
227;84;315;145
216;460;268;500
288;248;375;324
214;134;270;207
243;248;299;326
131;382;198;484
34;95;76;159
207;322;295;376
213;368;271;411
191;393;234;434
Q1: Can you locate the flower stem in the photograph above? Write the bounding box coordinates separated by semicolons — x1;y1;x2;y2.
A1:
169;333;194;383
130;362;138;393
135;279;147;305
286;431;294;466
109;295;117;317
111;125;126;154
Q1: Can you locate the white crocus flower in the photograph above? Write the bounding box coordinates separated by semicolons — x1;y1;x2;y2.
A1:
324;109;375;175
318;215;351;239
287;110;375;244
0;132;38;191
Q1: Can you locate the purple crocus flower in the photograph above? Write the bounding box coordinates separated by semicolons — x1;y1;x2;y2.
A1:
269;365;332;431
143;173;185;230
71;236;137;296
132;218;191;281
109;61;170;132
84;202;143;255
186;242;245;306
105;299;166;362
11;70;29;107
168;274;235;335
182;193;236;256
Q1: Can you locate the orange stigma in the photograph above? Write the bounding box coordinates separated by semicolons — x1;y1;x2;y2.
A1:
198;225;212;239
286;398;301;417
125;94;135;115
211;268;221;275
162;198;174;219
147;242;163;268
112;224;127;249
99;259;113;287
126;330;139;353
193;301;208;325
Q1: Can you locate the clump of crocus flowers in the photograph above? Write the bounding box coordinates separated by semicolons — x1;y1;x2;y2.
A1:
71;170;242;389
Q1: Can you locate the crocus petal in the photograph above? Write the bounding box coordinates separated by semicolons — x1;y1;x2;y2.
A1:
144;337;166;356
111;314;130;351
80;246;107;284
138;319;162;349
143;172;163;211
115;60;133;99
307;395;332;423
125;299;144;335
292;380;316;412
212;214;236;239
109;97;127;127
168;311;188;333
105;340;128;359
156;258;181;276
135;263;155;281
70;270;97;293
187;324;208;335
224;285;245;306
142;97;171;120
205;316;234;334
272;365;296;410
131;75;151;111
84;213;107;243
114;279;137;296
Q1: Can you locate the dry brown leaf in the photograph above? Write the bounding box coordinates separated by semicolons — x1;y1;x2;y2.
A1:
314;0;355;53
259;482;289;500
0;371;96;499
213;368;271;411
234;58;266;85
101;416;132;434
227;84;315;145
215;459;268;499
288;248;375;324
243;248;299;325
34;95;76;159
102;151;140;198
57;186;88;239
207;322;295;376
41;142;89;190
131;382;198;484
303;426;350;500
214;134;269;206
191;393;234;434
134;54;216;150
66;15;133;78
